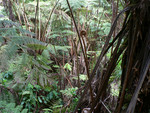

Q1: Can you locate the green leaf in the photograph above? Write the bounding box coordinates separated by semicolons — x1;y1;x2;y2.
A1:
21;109;28;113
43;108;53;112
38;97;42;103
49;92;53;100
14;105;23;113
28;83;34;89
55;45;71;52
64;63;72;71
22;91;30;95
79;74;88;81
53;90;58;97
53;65;60;68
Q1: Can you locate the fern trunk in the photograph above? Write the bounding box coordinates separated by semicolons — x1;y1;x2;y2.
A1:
116;0;150;112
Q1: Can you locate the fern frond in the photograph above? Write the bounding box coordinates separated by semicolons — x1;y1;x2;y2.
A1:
0;101;28;113
0;20;35;37
0;20;20;27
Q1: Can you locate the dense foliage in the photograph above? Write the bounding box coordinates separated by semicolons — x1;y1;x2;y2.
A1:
0;0;149;113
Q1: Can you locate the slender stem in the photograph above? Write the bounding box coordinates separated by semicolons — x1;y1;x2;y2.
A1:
39;1;41;40
66;0;94;103
73;6;133;113
42;0;60;40
34;0;39;34
73;39;81;88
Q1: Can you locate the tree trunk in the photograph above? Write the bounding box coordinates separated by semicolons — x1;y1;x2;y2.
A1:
2;0;15;21
116;0;150;112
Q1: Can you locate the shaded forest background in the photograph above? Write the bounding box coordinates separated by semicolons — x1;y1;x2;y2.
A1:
0;0;149;113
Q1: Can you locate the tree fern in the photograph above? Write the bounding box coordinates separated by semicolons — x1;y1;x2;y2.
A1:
0;19;55;88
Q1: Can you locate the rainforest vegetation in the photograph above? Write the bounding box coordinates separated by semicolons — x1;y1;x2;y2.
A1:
0;0;149;113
